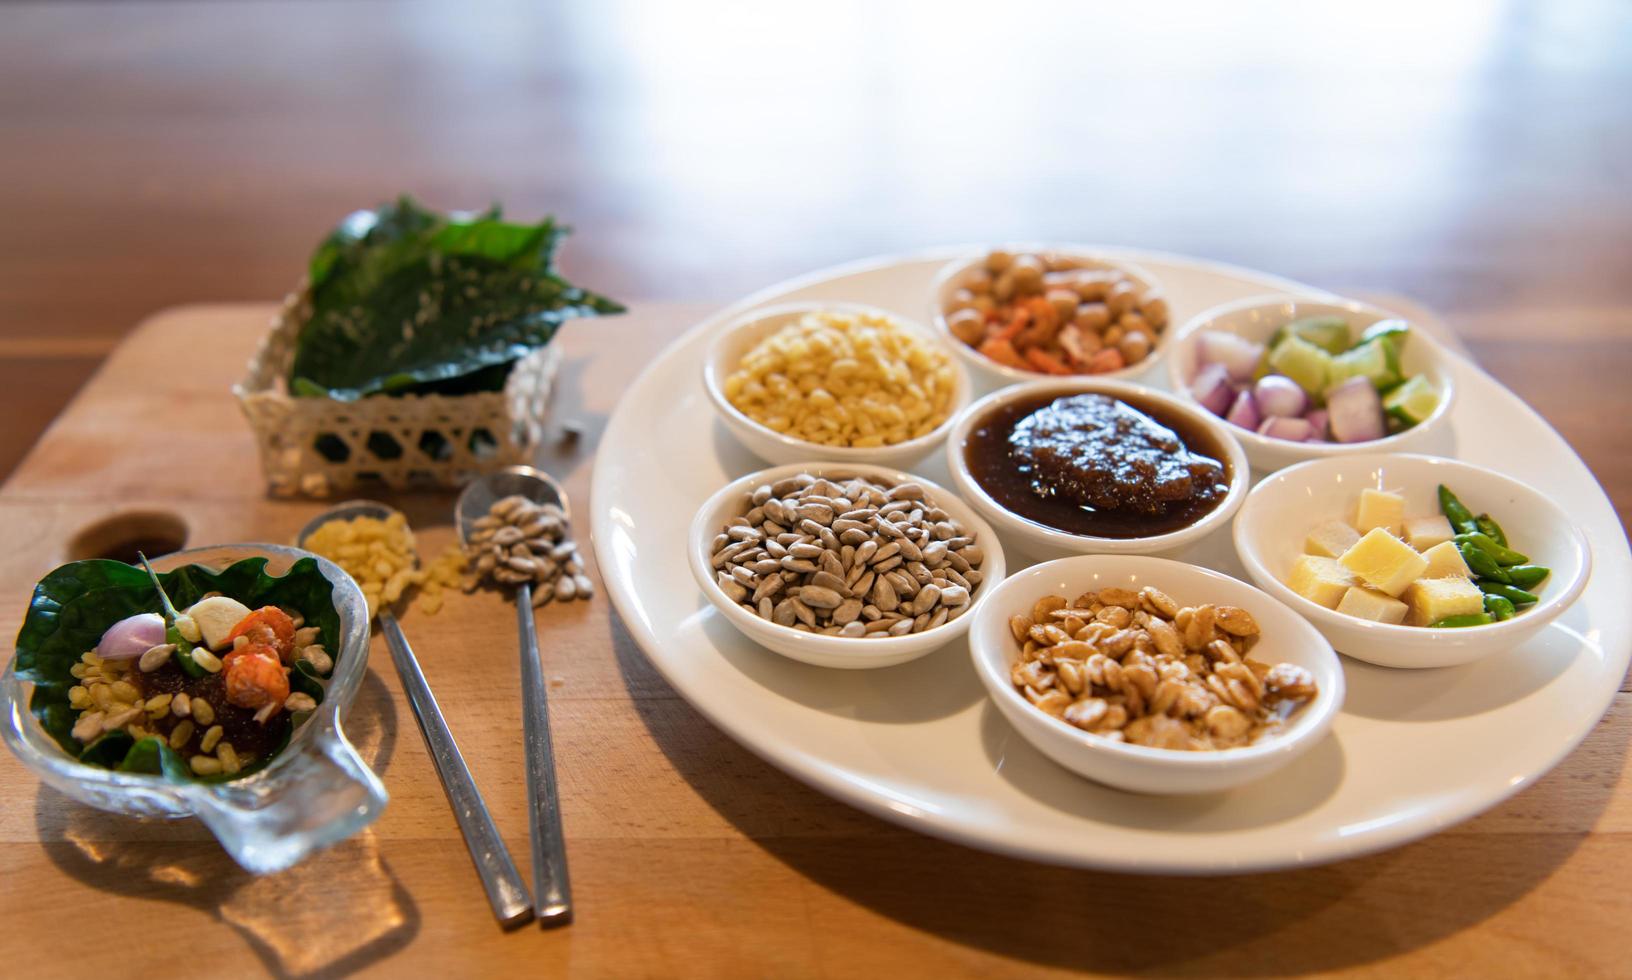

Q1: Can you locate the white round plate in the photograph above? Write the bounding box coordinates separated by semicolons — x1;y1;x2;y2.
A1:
590;248;1628;873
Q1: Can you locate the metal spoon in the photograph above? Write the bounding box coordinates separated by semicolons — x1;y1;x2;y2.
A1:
297;501;533;929
456;466;574;928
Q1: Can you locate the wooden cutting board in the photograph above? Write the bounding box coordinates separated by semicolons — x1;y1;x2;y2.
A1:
0;304;1628;979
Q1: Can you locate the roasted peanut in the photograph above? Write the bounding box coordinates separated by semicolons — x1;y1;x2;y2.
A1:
1006;589;1316;750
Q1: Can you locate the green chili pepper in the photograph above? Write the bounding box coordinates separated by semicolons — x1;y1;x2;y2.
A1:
1473;513;1508;547
168;628;204;678
1505;564;1551;590
1477;580;1539;606
1458;542;1510;583
1453;532;1529;567
1483;594;1516;621
137;553;204;678
1429;613;1493;628
1438;485;1479;535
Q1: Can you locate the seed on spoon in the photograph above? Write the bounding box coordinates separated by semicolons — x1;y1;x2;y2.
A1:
462;494;593;606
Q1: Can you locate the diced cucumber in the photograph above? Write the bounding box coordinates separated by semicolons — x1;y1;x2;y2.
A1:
1383;373;1439;425
1271;315;1352;355
1266;336;1333;398
1327;338;1402;391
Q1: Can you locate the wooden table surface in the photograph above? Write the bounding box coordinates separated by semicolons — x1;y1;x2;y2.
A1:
0;303;1628;979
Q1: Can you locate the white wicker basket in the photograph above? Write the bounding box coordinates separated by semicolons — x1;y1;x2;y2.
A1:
235;286;558;497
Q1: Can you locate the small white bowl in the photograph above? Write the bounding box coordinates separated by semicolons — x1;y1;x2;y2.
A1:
969;555;1344;794
1233;453;1592;669
702;302;971;469
1166;294;1458;473
688;462;1008;670
929;246;1168;391
945;378;1250;561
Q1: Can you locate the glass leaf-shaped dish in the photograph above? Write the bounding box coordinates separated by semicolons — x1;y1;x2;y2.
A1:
1;543;386;873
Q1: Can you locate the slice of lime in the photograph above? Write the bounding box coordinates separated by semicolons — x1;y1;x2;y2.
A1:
1267;336;1333;398
1361;318;1410;351
1331;337;1405;391
1271;315;1352;355
1383;374;1439;425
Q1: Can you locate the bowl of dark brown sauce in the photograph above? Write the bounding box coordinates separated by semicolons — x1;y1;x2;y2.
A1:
946;379;1249;559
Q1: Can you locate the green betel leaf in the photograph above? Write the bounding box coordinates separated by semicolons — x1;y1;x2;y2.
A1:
117;736;179;776
290;659;326;702
79;730;136;769
15;560;153;691
288;196;623;400
11;556;341;777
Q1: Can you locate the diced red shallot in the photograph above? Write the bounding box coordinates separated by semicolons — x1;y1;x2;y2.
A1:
97;613;167;661
1305;408;1330;441
1225;389;1260;431
1326;376;1386;442
1196;331;1266;382
1257;416;1315;441
1253;374;1308;418
1189;363;1234;416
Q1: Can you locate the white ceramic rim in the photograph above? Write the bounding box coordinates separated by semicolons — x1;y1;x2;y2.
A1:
929;244;1168;383
687;461;1007;663
1166;293;1458;456
945;377;1250;554
701;300;971;462
969;555;1344;769
1233;452;1594;643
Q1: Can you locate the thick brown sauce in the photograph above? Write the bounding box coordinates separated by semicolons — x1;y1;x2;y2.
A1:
964;391;1231;539
131;660;288;763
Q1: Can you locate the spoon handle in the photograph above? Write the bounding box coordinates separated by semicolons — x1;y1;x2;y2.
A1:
515;583;573;926
378;610;534;928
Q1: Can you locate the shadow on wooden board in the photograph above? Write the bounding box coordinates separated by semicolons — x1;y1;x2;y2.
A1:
609;607;1625;975
31;669;411;980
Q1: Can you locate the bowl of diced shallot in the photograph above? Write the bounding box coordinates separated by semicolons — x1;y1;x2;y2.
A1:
1166;294;1457;473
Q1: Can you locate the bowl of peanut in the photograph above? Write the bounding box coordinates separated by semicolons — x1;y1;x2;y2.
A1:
703;303;971;468
968;555;1343;794
931;246;1170;391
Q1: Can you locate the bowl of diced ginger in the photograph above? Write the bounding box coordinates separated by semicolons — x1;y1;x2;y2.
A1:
1232;453;1591;668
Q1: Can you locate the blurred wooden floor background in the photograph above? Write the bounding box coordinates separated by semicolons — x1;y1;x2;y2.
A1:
0;0;1629;522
